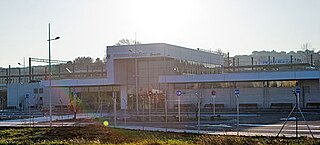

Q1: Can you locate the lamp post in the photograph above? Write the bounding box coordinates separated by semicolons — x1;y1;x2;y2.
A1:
18;60;27;112
18;58;26;83
48;23;60;126
129;49;139;115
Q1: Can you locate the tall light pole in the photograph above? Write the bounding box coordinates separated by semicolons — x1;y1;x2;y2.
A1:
18;58;26;83
18;60;27;111
129;49;139;115
48;23;60;126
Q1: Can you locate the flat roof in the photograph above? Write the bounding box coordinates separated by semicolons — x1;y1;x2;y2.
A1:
107;43;224;65
159;70;320;83
40;78;119;87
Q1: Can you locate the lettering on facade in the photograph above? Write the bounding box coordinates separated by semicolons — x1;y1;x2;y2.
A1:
113;53;147;58
150;53;161;56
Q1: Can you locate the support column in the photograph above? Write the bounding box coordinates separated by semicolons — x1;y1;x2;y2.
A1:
120;86;128;109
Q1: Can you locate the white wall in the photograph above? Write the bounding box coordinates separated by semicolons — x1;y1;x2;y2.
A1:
7;83;70;110
8;83;40;109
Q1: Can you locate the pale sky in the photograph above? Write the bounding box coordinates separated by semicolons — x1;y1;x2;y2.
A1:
0;0;319;67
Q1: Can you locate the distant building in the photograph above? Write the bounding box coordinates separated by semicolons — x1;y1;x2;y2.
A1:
232;50;320;66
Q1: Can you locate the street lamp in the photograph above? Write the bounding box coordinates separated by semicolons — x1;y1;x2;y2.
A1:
18;59;26;83
129;49;139;115
48;23;60;126
18;61;27;110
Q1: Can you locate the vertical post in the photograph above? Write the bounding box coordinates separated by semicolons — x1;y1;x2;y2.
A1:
125;101;127;125
99;87;102;117
122;98;127;125
178;95;181;122
176;90;182;122
23;57;26;83
5;68;8;84
18;68;21;83
296;90;298;138
232;58;235;72
113;91;116;126
155;93;158;112
8;65;11;83
142;96;145;122
227;52;230;72
148;95;151;122
273;57;275;64
251;57;254;71
165;90;168;132
131;95;134;111
29;57;32;82
48;23;52;127
236;94;239;136
213;95;216;116
197;91;201;134
135;58;139;115
73;88;77;119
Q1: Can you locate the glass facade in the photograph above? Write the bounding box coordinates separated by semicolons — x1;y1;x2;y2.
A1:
70;86;120;112
119;56;223;111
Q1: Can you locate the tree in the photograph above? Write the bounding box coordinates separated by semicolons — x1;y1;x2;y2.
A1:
73;56;93;64
94;58;103;64
300;43;315;63
114;39;141;46
215;48;228;57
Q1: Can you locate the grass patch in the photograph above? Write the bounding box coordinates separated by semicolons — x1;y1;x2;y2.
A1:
0;119;318;144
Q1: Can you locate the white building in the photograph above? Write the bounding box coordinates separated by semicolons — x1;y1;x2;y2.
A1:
4;43;320;112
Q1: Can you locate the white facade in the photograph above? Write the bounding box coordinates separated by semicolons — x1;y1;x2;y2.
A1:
106;43;224;85
5;43;320;110
7;83;70;110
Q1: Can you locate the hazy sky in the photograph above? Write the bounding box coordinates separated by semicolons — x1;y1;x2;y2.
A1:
0;0;319;67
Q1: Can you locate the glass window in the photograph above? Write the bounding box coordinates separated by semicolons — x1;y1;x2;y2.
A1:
34;88;38;94
39;88;44;94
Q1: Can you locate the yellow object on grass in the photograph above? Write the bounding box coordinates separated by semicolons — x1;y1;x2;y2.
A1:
103;121;109;126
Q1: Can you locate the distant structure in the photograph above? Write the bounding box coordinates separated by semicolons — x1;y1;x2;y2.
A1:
231;50;320;67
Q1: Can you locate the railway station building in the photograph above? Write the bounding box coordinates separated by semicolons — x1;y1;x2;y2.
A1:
1;43;319;113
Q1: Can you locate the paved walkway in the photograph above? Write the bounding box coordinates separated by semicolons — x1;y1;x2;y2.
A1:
0;113;102;127
111;124;319;138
